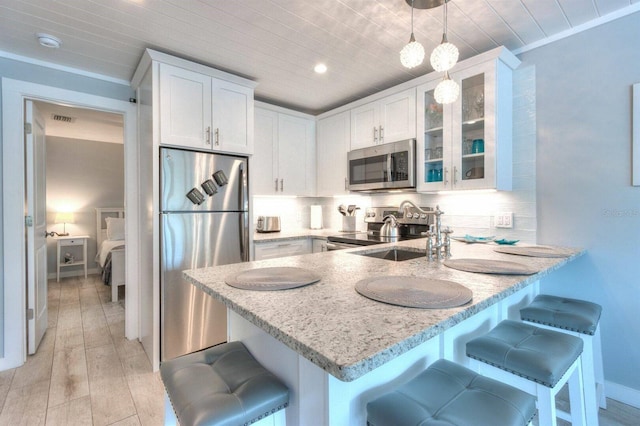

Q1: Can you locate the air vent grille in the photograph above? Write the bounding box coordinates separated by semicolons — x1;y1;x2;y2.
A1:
51;114;75;123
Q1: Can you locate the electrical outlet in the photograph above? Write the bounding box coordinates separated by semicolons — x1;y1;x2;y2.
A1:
495;212;513;229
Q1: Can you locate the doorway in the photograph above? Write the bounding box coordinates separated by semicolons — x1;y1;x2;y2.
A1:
1;78;139;370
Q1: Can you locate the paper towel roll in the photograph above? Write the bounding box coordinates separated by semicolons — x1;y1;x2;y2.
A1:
310;205;323;229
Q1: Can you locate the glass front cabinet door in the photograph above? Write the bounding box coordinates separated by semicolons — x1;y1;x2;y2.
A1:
417;50;518;192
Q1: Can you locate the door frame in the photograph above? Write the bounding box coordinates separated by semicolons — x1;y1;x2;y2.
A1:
1;78;139;370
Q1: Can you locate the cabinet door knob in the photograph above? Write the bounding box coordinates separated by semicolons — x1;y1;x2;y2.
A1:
206;126;211;144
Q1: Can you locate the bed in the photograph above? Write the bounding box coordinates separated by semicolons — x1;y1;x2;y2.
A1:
95;207;125;302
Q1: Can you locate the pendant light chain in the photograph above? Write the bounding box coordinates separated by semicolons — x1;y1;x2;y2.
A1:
400;0;425;68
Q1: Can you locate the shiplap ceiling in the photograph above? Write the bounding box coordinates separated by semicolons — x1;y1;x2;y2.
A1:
1;0;638;114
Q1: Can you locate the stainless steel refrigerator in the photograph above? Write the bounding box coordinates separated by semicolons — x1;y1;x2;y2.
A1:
160;147;249;361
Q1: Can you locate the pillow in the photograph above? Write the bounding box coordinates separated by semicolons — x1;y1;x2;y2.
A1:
105;217;125;241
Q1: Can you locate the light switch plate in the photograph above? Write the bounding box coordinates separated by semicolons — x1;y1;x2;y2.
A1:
495;212;513;228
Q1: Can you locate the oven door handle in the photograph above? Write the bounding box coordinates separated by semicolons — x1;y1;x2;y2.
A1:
386;155;393;182
326;242;359;251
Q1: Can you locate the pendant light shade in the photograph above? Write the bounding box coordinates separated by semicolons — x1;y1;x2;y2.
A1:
400;0;424;69
400;33;425;69
434;72;459;104
430;35;458;72
430;0;458;72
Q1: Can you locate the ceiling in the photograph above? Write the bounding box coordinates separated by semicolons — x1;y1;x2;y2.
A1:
34;101;124;144
1;0;638;115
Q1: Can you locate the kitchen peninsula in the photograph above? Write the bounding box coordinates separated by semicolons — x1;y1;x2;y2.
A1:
184;239;584;425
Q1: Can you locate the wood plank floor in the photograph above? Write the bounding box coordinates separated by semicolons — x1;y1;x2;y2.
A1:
0;274;638;425
0;275;164;425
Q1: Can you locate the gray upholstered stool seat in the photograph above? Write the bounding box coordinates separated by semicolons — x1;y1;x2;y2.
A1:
366;359;537;426
521;294;605;421
520;294;602;335
466;320;588;426
160;341;289;426
466;319;583;387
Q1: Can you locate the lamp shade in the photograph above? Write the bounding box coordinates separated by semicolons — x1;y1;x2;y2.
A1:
54;212;75;224
430;38;459;72
400;34;425;69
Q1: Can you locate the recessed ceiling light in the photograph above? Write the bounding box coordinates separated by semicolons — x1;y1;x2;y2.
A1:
314;63;327;74
36;33;62;49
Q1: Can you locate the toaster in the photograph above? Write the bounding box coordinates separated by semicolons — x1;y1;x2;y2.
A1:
256;216;281;233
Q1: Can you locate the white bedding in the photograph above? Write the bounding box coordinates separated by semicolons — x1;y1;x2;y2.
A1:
96;239;125;268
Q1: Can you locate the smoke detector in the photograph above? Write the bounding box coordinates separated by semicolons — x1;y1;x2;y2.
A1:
36;33;62;49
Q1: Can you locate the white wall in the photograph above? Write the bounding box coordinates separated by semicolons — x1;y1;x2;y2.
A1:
45;136;124;277
520;11;640;402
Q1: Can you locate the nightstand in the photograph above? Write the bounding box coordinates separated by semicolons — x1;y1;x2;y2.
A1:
55;235;89;282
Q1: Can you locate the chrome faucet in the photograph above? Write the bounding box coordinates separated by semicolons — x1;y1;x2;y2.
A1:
398;200;452;261
429;206;452;261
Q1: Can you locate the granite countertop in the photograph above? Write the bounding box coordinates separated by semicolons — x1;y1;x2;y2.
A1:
184;239;584;382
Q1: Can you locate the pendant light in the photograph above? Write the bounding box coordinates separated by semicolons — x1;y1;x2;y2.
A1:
400;0;425;69
432;0;459;104
434;71;460;104
429;0;458;72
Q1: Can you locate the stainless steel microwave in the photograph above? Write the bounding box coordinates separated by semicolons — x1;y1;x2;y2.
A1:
347;139;416;192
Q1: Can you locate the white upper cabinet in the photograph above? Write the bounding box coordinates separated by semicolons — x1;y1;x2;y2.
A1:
417;49;519;192
159;64;212;149
253;105;316;196
159;62;254;155
316;111;350;196
350;88;416;150
253;108;278;194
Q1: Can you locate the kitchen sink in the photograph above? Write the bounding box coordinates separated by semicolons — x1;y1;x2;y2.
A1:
350;247;426;262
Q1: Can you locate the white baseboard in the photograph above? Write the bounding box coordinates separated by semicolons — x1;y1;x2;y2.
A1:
605;380;640;409
47;267;100;280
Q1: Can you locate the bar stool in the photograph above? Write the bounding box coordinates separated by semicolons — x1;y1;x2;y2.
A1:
466;320;587;426
160;341;289;426
366;359;537;426
520;294;605;420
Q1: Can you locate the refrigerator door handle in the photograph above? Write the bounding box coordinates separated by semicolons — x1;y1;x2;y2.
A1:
239;162;249;262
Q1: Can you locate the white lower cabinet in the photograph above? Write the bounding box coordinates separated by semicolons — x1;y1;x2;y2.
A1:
254;239;312;260
312;239;327;253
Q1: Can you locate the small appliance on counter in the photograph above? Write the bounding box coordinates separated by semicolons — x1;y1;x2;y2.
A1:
256;216;281;233
310;205;323;230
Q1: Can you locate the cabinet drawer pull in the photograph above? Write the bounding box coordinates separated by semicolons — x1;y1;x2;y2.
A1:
215;128;220;146
206;126;211;144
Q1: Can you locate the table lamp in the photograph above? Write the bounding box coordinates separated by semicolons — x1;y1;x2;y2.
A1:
54;212;75;236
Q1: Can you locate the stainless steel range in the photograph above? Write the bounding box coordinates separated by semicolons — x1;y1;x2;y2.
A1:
327;206;433;250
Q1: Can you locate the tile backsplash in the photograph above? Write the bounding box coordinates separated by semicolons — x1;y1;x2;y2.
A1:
253;66;537;243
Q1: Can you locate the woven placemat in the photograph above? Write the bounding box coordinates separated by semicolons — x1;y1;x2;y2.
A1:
443;258;537;275
493;245;572;258
225;267;321;291
355;276;472;309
